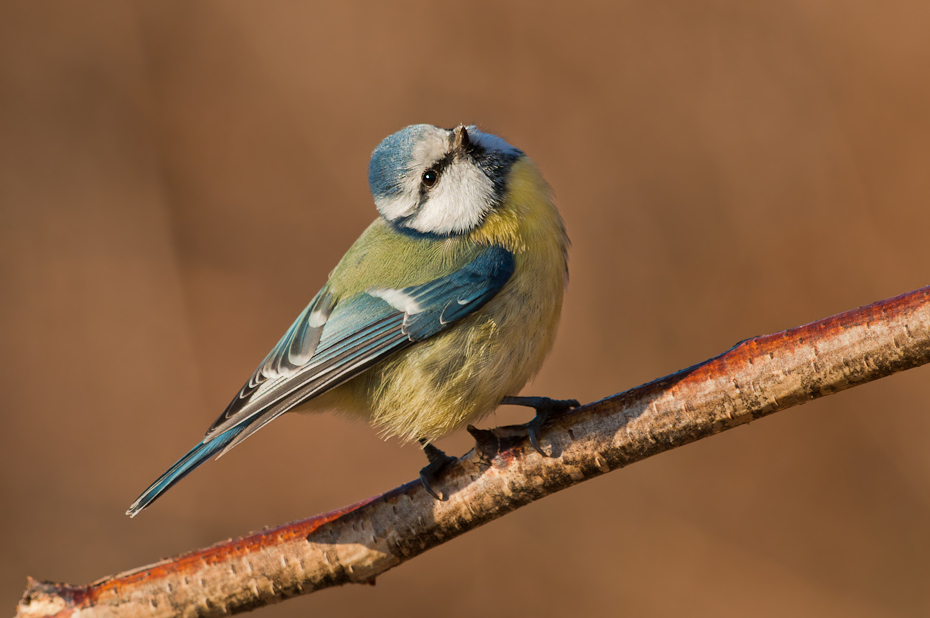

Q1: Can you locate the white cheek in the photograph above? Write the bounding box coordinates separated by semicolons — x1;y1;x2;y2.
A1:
408;161;495;235
374;194;416;220
374;164;425;220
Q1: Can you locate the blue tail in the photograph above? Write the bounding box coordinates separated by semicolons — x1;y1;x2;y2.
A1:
126;427;244;517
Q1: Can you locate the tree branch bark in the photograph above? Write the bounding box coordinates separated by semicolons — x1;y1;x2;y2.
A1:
17;285;930;618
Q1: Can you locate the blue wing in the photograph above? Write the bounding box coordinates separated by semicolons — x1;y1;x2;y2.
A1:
126;245;514;515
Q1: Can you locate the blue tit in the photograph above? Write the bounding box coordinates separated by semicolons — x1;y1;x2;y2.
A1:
127;124;573;515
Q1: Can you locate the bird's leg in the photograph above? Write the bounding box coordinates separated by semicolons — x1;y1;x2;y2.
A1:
418;438;456;501
501;396;581;457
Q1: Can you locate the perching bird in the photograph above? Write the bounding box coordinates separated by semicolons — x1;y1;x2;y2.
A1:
127;124;573;516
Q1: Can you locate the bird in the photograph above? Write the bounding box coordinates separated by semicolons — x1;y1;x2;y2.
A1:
127;124;574;516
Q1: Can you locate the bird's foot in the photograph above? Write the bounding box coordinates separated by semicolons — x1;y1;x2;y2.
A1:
418;439;456;501
501;396;581;457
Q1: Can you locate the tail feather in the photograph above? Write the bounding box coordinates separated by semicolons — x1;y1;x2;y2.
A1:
126;427;244;517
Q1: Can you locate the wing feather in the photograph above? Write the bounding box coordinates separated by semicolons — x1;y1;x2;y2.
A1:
203;245;516;452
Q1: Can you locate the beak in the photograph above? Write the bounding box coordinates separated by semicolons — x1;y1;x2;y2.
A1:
451;125;471;151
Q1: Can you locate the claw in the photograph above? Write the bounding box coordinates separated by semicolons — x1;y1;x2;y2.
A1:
527;420;547;457
501;396;581;458
419;469;445;501
418;440;455;501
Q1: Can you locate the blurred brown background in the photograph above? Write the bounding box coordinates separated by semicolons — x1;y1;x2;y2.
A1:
2;1;929;616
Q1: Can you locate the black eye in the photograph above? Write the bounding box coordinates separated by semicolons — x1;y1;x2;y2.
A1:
422;169;438;188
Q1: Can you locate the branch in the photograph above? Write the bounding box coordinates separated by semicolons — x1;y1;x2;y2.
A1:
17;286;930;617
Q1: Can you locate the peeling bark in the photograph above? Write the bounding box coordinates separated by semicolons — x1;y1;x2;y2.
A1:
16;285;930;617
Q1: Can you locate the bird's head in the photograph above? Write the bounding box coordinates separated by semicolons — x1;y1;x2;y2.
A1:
368;124;524;237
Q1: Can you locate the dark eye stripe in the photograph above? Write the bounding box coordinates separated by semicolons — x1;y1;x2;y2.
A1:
427;151;455;177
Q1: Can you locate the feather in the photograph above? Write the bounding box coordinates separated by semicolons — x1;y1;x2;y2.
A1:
125;426;244;517
208;246;514;444
127;246;515;513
